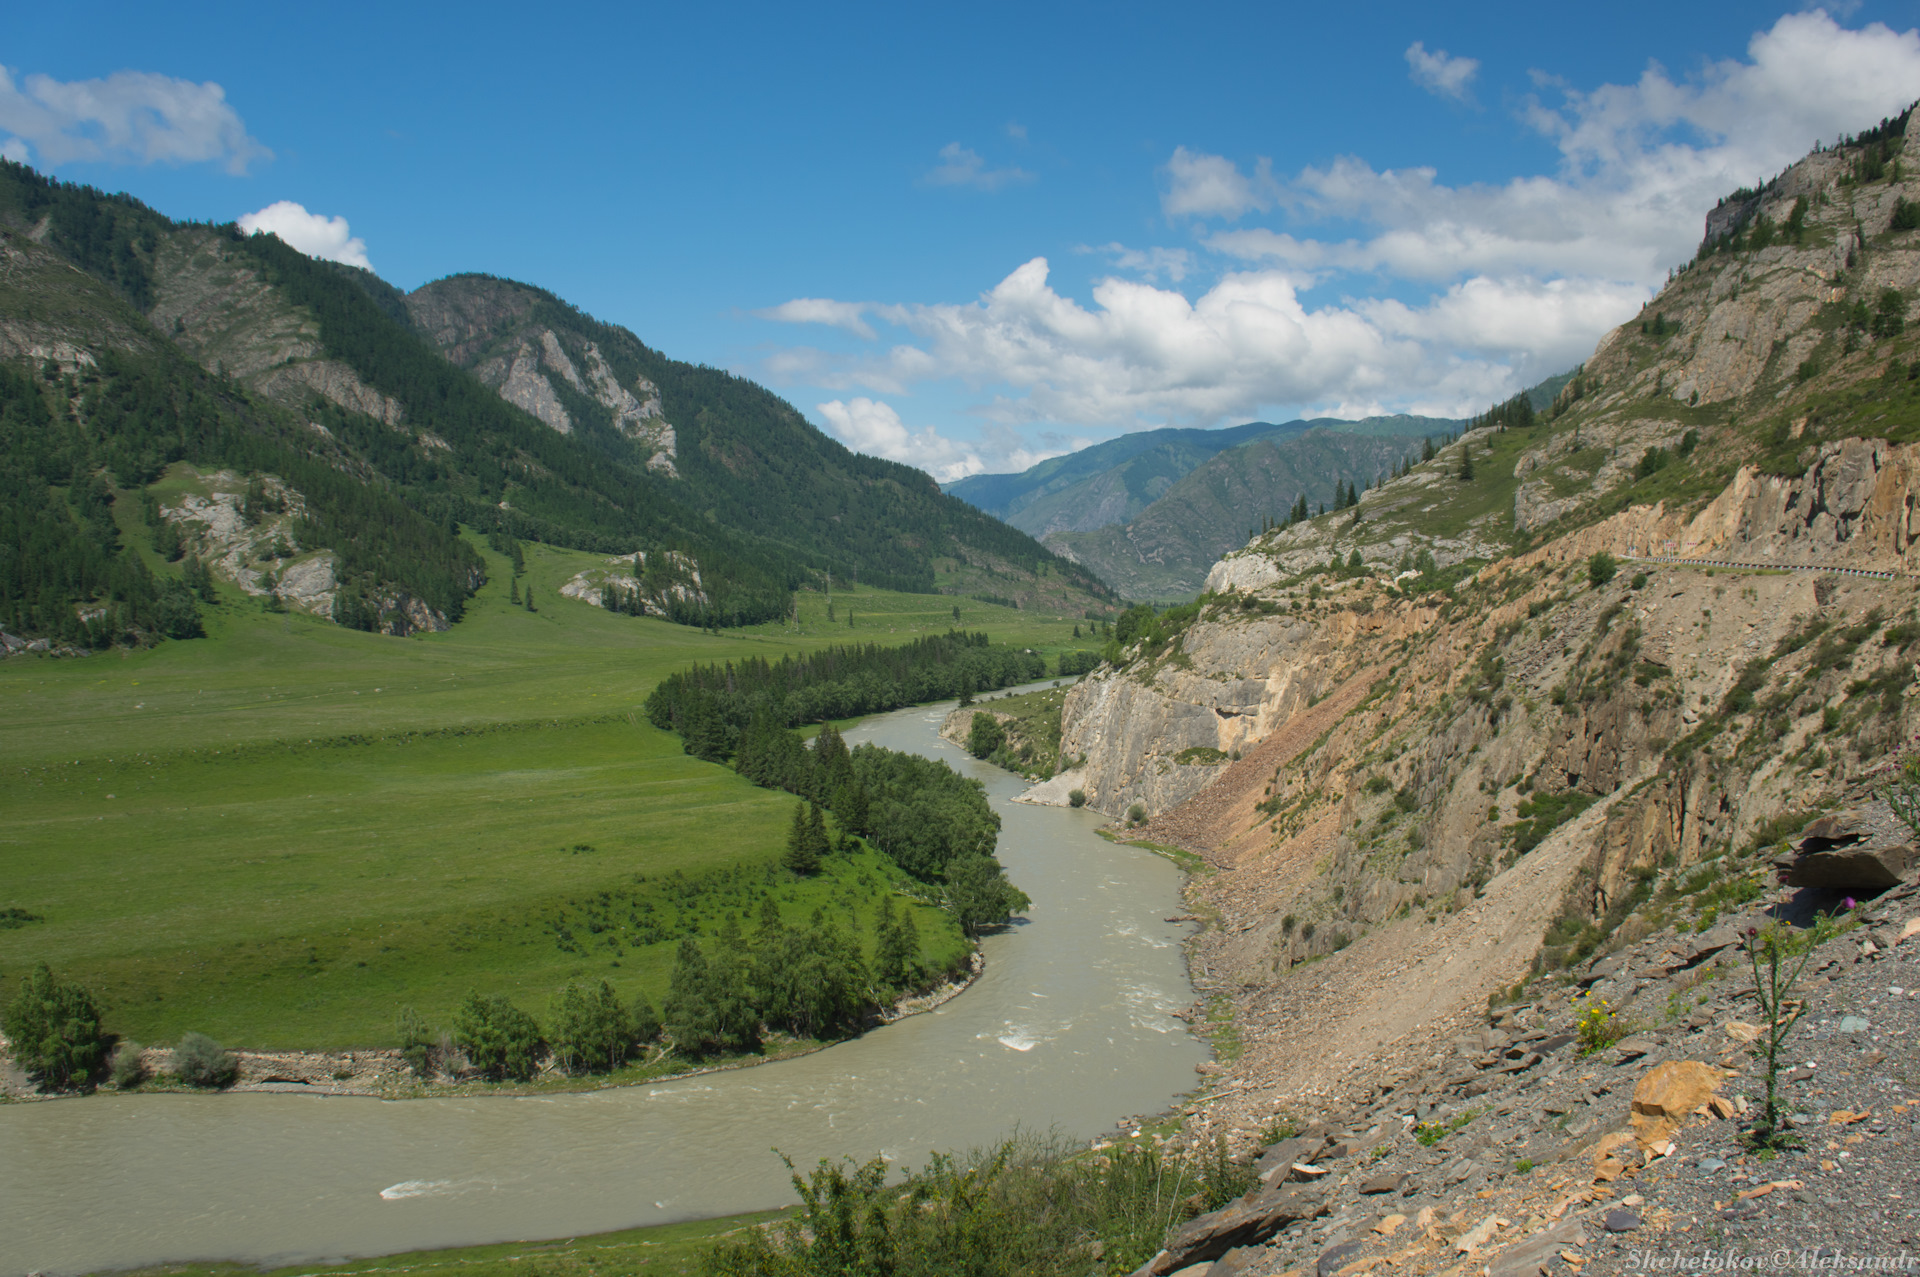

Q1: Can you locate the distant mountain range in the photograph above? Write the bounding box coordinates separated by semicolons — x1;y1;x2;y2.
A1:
945;415;1458;599
945;415;1455;538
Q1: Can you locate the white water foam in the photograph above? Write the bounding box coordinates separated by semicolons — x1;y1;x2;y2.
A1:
379;1180;454;1201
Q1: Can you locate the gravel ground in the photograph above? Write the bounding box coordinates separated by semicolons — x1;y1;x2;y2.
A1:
1135;874;1920;1277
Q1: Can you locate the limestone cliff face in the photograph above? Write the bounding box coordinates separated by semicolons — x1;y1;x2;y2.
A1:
405;275;679;474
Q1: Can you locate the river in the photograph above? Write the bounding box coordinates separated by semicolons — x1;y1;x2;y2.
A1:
1;692;1205;1276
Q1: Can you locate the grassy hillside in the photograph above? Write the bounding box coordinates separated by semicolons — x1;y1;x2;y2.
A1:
0;524;1093;1051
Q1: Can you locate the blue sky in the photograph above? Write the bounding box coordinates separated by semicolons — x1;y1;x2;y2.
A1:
8;2;1920;479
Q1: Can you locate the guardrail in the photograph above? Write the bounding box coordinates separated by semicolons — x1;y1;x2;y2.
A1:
1624;554;1905;580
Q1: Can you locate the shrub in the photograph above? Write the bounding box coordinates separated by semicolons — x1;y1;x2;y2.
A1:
1067;788;1087;808
397;1006;436;1078
1574;997;1627;1055
2;963;108;1090
451;991;543;1081
1587;552;1618;588
109;1040;146;1089
173;1032;239;1088
703;1135;1255;1277
967;712;1007;760
1126;802;1147;826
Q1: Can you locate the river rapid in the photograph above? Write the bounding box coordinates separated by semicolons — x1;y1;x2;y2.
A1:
1;691;1205;1276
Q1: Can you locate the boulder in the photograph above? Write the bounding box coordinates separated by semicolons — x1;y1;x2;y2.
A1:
1135;1186;1328;1275
1776;842;1916;891
1255;1135;1326;1182
1774;810;1919;891
1629;1060;1731;1148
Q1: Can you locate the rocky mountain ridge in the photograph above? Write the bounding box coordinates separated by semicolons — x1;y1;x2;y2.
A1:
948;414;1452;541
1050;106;1920;1275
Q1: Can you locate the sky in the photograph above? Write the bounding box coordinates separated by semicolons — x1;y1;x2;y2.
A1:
8;3;1920;482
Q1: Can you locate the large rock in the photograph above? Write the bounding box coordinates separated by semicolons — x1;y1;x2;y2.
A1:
1629;1060;1731;1148
1255;1135;1326;1182
1132;1186;1328;1275
1774;810;1919;891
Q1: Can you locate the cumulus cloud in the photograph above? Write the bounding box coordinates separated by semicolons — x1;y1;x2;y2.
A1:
1405;42;1480;102
924;142;1033;191
756;297;875;339
238;201;372;270
1078;242;1194;283
817;397;986;481
0;66;269;173
1161;145;1274;220
816;397;1082;480
766;10;1920;437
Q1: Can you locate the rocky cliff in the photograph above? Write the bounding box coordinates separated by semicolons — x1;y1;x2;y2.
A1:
1063;114;1920;1186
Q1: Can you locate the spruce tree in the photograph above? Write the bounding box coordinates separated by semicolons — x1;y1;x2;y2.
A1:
806;802;830;862
784;801;820;874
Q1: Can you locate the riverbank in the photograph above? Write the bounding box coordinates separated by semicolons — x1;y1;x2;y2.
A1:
0;952;987;1104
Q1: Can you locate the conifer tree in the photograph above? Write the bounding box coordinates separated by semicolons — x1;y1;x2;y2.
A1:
784;801;821;874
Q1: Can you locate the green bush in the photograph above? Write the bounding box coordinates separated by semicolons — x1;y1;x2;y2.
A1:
702;1135;1254;1277
967;712;1007;760
451;992;543;1081
397;1006;436;1078
1126;802;1147;825
2;963;107;1091
109;1040;146;1089
1067;788;1087;808
1587;552;1618;588
173;1032;239;1088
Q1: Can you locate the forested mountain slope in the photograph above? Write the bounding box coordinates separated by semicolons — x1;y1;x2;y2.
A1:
1041;426;1442;599
0;162;1111;646
945;413;1451;538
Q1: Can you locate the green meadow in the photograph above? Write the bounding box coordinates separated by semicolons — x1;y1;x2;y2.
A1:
0;528;1102;1050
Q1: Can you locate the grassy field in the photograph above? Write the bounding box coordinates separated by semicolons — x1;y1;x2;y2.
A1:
0;525;1100;1051
89;1210;790;1277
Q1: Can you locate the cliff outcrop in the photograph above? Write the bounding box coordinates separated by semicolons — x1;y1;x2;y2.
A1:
1078;115;1920;1218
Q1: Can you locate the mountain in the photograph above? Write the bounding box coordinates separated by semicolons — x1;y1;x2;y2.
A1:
1047;104;1920;1202
945;414;1452;537
0;162;1114;646
1037;425;1447;599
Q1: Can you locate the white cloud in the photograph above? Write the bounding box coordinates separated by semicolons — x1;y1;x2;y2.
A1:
238;201;373;270
1161;145;1274;220
825;257;1577;427
924;142;1033;191
1078;242;1194;282
756;297;875;339
1405;41;1480;102
0;66;269;173
1006;121;1028;141
766;10;1920;440
1;136;27;163
817;397;988;481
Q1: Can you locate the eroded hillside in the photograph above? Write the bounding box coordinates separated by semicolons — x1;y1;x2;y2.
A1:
1059;109;1920;1135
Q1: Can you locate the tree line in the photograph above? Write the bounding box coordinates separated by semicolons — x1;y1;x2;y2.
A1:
645;631;1048;758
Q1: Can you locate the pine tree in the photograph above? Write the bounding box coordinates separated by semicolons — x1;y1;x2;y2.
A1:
784;801;820;874
806;802;830;862
1459;450;1476;482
